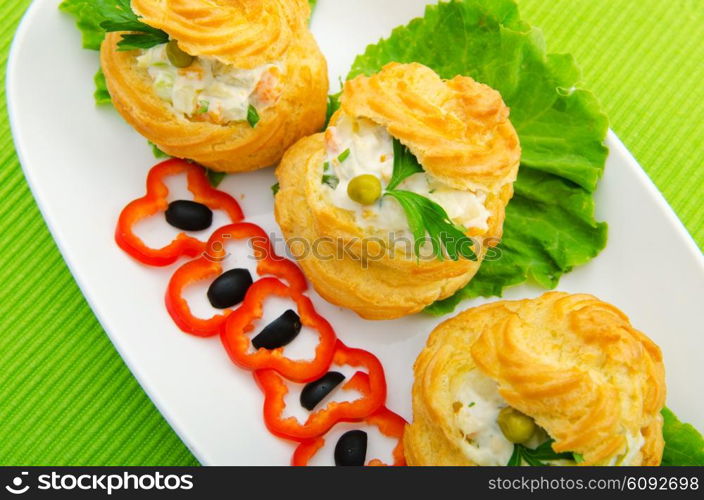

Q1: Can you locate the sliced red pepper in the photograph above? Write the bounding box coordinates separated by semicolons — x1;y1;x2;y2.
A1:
116;159;244;266
221;277;334;381
291;406;407;466
254;341;387;440
166;224;307;337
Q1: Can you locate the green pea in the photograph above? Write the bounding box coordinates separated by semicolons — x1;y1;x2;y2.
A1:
497;407;536;444
347;175;382;206
166;40;195;68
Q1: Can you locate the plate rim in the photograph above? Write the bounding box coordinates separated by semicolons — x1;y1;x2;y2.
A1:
6;0;208;464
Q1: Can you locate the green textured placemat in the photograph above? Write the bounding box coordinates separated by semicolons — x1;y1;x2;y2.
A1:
0;0;702;465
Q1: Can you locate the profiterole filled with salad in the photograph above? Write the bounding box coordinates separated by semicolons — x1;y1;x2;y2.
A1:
275;62;520;320
100;0;328;172
405;293;666;466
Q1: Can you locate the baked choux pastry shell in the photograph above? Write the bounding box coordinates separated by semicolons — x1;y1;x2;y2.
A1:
100;0;328;172
131;0;310;69
404;292;666;466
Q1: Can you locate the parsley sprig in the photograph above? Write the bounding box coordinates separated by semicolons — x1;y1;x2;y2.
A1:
507;440;576;466
387;139;423;190
97;0;168;51
384;139;476;261
385;191;476;261
206;169;226;188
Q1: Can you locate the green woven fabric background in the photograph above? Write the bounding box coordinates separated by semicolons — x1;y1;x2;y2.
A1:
0;0;702;465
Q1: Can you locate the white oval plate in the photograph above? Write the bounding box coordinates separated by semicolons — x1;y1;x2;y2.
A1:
8;0;704;465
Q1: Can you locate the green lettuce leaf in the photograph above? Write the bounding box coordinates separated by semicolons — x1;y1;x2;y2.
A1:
93;68;111;106
60;0;111;106
206;169;227;188
148;141;170;159
59;0;104;51
661;408;704;466
342;0;608;314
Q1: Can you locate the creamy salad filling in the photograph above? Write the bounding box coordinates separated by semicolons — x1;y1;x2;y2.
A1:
606;432;646;466
453;368;645;466
137;43;282;125
454;369;516;466
323;114;491;236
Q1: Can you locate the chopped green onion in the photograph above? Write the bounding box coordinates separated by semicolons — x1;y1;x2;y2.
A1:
384;190;477;261
322;175;340;189
247;105;260;128
337;148;351;164
197;100;210;114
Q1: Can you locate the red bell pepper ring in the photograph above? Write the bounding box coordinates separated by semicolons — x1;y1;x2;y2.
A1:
116;159;244;266
221;277;334;381
254;341;387;441
291;406;407;466
166;224;307;337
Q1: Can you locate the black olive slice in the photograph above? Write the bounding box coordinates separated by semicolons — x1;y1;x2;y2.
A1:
334;430;367;466
207;269;253;309
251;310;301;350
165;200;213;231
300;372;345;411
